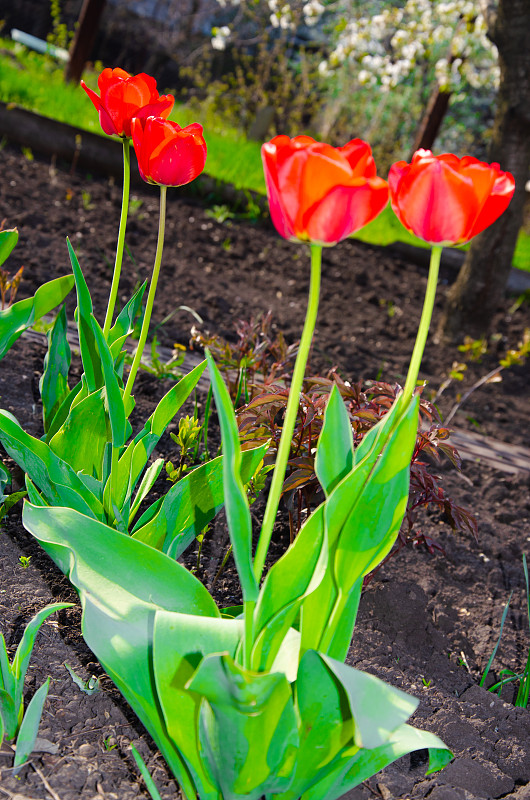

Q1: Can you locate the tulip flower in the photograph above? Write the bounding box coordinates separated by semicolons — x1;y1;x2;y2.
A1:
81;68;174;139
131;117;207;187
261;135;389;246
389;149;515;246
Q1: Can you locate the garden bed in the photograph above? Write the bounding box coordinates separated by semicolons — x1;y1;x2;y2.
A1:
1;142;530;799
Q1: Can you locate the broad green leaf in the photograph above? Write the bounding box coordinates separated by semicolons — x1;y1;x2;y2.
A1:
0;700;4;745
48;389;111;480
314;385;353;496
188;653;298;800
110;361;207;512
13;678;50;772
206;352;257;603
0;411;103;518
40;305;71;434
321;655;417;749
91;314;127;448
132;444;267;556
44;380;83;442
299;724;451;800
153;610;243;799
251;505;327;672
332;395;419;589
0;634;16;698
280;649;354;800
22;501;218;799
0;274;74;359
67;238;103;392
22;503;219;618
300;395;419;658
0;228;18;267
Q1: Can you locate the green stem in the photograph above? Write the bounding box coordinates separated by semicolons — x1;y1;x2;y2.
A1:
243;599;256;670
401;244;442;404
123;186;167;407
253;244;322;583
103;138;131;339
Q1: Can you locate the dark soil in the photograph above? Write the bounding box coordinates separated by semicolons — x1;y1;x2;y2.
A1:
1;141;530;800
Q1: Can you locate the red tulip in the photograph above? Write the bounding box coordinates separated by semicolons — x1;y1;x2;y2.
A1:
81;68;174;139
388;149;515;245
131;117;207;187
261;135;389;245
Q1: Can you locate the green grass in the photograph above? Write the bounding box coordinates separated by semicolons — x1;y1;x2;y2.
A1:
0;38;528;271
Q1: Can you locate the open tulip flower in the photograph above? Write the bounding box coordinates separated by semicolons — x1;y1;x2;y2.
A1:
389;149;515;246
262;135;389;245
81;68;174;139
131;116;207;187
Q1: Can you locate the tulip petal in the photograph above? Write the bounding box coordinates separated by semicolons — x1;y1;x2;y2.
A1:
303;178;389;244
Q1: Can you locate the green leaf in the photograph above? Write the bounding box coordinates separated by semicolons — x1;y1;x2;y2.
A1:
0;228;18;267
44;381;83;443
153;610;243;799
131;745;164;800
128;458;163;525
110;361;207;513
300;395;419;659
90;314;127;448
22;501;218;799
0;688;18;740
132;444;267;556
48;388;110;479
321;654;417;749
0;460;10;502
40;305;71;434
108;281;147;356
13;678;50;773
12;603;73;715
67;238;103;392
0;274;74;360
206;351;257;603
314;385;353;496
251;505;327;672
188;653;298;800
0;410;104;518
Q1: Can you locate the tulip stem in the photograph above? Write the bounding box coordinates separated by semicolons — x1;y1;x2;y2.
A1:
402;244;442;404
253;243;322;583
123;185;167;407
103;138;131;339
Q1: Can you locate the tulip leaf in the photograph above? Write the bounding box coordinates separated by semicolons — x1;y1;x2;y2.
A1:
104;361;207;515
251;504;327;672
21;501;219;799
67;238;103;393
206;351;258;603
300;395;419;660
48;388;111;480
0;228;18;268
90;314;128;449
0;410;103;518
314;384;353;496
40;305;71;434
13;678;50;773
44;380;83;443
188;653;298;800
0;274;74;360
153;610;243;799
108;280;147;354
131;444;267;556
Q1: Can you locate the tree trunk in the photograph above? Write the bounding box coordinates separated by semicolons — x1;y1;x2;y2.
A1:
437;0;530;342
64;0;106;84
410;85;451;157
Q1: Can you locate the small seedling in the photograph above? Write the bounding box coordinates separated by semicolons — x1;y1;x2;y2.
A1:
18;556;31;569
421;677;432;688
64;662;101;695
104;736;118;751
1;602;72;772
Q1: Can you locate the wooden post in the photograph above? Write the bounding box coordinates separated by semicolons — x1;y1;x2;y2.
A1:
64;0;107;84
